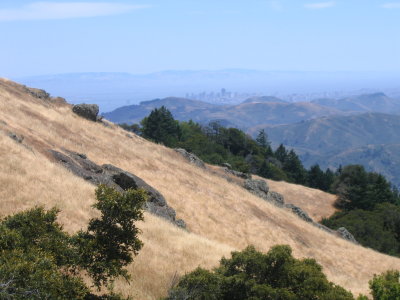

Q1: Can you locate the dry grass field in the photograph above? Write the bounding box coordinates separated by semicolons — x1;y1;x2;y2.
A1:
265;177;338;221
1;78;400;298
207;166;337;221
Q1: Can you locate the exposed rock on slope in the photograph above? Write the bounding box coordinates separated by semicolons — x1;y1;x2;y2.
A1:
24;87;50;99
337;227;358;244
244;178;357;243
266;191;285;207
224;167;251;179
174;148;205;168
50;149;186;228
72;103;99;121
284;203;313;223
244;179;271;201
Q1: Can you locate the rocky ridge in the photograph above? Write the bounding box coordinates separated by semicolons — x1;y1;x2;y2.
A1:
243;178;358;244
50;149;186;228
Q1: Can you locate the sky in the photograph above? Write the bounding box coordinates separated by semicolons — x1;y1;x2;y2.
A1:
0;0;399;78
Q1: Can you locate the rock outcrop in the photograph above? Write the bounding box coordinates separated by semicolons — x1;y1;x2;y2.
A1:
244;179;283;207
224;168;251;179
266;191;285;207
284;204;314;223
25;87;50;99
221;162;232;169
174;148;205;168
72;104;99;122
337;227;358;244
243;178;358;243
8;132;24;144
244;179;269;199
50;149;186;228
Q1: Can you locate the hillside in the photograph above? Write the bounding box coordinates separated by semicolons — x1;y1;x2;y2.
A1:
2;78;400;298
311;93;400;114
103;97;341;129
265;112;400;186
242;96;288;104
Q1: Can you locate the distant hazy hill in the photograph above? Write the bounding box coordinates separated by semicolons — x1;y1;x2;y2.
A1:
103;97;341;128
17;70;400;111
266;113;400;186
242;96;288;104
102;97;216;124
311;93;400;114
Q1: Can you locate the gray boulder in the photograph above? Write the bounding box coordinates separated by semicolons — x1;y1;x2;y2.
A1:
224;168;251;179
25;87;50;99
313;222;336;234
221;163;232;169
102;164;178;223
72;104;99;121
49;149;186;228
244;179;285;207
337;227;358;244
285;203;314;223
8;132;24;143
174;148;205;168
266;191;285;207
244;179;269;200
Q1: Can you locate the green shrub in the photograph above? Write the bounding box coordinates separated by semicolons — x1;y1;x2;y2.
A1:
165;245;354;300
0;185;146;299
370;270;400;300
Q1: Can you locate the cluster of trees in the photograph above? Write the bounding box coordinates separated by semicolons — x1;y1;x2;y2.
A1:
165;245;399;300
122;106;336;191
322;165;400;257
0;185;147;299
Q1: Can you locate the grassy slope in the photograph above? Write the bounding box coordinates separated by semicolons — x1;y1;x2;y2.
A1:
1;78;400;298
265;178;337;221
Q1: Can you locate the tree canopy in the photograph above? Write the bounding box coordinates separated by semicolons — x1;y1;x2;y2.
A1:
0;185;146;299
165;245;355;300
141;106;182;146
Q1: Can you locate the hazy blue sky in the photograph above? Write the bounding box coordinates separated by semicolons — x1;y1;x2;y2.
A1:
1;0;399;77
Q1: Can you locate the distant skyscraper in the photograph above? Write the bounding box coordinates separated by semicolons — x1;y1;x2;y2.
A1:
221;88;226;97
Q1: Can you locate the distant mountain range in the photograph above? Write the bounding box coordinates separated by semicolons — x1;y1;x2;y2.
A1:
15;70;400;111
311;93;400;114
103;96;342;128
104;92;400;128
266;113;400;187
104;93;400;187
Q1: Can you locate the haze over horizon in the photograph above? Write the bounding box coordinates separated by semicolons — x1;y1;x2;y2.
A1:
1;0;399;78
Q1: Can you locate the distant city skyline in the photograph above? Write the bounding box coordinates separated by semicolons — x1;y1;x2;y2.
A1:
0;0;399;78
18;70;400;112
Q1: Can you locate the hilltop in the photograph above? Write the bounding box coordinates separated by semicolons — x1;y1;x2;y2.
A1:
1;78;400;298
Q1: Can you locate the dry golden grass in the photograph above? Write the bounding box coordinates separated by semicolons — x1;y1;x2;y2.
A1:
264;177;338;221
1;78;400;298
207;166;337;221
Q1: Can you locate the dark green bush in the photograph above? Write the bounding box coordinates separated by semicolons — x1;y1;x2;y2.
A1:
369;270;400;300
0;185;146;299
165;245;354;300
